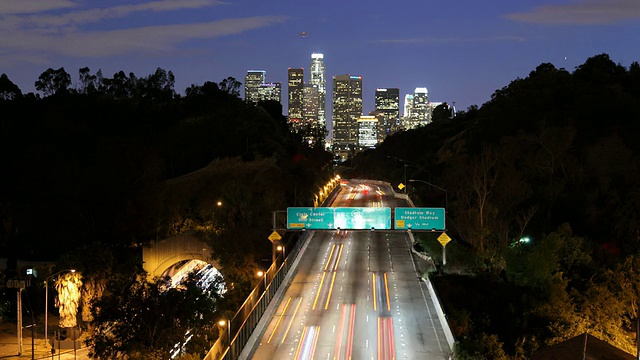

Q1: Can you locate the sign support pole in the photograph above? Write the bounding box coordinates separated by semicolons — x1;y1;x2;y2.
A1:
17;289;23;356
442;245;447;266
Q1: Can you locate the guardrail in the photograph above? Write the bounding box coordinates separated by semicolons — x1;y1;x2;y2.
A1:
203;230;309;360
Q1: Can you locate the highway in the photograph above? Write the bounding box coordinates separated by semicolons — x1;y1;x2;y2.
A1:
248;180;451;360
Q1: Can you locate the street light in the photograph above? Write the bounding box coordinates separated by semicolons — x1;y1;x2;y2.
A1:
218;318;228;348
276;244;285;261
387;156;431;193
257;270;267;291
408;179;448;209
45;269;75;347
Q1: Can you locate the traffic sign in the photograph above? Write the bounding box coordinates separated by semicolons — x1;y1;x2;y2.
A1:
438;232;452;247
287;207;335;229
398;183;405;190
394;207;445;230
268;231;282;243
334;207;391;230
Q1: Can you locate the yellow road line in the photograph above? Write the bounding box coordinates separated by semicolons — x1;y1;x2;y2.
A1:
267;297;292;343
281;297;303;344
313;272;327;310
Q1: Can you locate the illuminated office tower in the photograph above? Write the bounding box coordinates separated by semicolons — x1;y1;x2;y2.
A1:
410;87;429;127
310;53;326;130
332;74;363;155
303;84;319;126
375;88;400;138
288;68;304;131
403;94;414;129
357;115;379;149
256;82;281;103
244;70;266;104
302;84;320;146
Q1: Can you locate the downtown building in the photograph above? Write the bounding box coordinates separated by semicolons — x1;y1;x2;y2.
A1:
332;74;362;160
357;115;379;149
310;53;327;132
256;82;281;103
244;70;266;104
303;84;321;146
288;68;304;132
375;88;400;139
410;87;429;127
403;87;430;129
245;70;281;104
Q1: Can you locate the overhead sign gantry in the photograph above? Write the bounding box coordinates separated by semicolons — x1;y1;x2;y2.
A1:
286;207;445;231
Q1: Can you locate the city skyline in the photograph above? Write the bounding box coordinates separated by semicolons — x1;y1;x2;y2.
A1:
1;0;638;114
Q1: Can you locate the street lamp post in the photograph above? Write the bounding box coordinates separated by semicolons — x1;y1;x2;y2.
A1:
257;270;267;290
387;156;431;193
408;179;448;209
218;318;229;348
45;269;75;347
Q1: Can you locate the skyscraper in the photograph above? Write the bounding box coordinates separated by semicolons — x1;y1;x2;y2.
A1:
410;87;429;127
288;68;304;131
303;84;319;126
310;53;326;130
403;93;414;130
357;115;379;149
256;82;281;103
244;70;266;104
375;88;400;138
332;74;362;156
303;84;320;146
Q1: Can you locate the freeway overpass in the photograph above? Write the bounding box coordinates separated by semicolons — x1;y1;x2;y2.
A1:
238;180;454;360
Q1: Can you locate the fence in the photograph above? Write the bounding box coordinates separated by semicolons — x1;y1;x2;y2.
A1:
203;230;309;360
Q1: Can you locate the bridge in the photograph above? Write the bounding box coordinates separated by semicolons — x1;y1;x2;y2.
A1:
142;230;220;280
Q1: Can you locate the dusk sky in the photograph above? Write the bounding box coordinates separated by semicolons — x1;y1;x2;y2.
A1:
1;0;639;117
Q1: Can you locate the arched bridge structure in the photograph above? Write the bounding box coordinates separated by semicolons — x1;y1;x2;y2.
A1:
142;230;220;279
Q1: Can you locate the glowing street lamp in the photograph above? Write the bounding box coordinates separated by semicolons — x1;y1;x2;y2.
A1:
44;269;75;346
257;270;267;289
276;244;285;260
218;318;229;347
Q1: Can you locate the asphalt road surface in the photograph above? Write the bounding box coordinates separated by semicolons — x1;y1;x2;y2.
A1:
249;180;451;360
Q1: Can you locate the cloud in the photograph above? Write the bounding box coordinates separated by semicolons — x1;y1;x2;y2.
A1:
0;16;289;58
505;0;640;25
378;36;526;44
0;1;286;63
0;0;77;15
4;0;227;28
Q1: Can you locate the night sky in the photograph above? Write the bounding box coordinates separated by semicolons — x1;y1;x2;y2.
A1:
1;0;638;118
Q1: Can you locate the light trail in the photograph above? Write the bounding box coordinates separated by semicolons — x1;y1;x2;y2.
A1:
345;304;356;360
294;326;321;360
384;272;391;312
333;305;347;360
377;317;396;360
372;273;377;312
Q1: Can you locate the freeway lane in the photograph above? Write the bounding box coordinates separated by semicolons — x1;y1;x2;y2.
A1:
249;181;451;360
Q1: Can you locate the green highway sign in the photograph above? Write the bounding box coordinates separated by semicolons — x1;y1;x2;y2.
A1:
287;207;335;229
334;207;391;230
394;207;446;230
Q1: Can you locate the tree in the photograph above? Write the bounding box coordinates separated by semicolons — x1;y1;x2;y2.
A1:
55;272;83;328
0;73;22;100
87;273;222;359
432;103;451;122
78;67;100;95
35;67;71;96
219;76;241;97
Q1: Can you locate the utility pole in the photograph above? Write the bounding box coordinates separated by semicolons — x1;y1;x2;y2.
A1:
17;288;23;356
